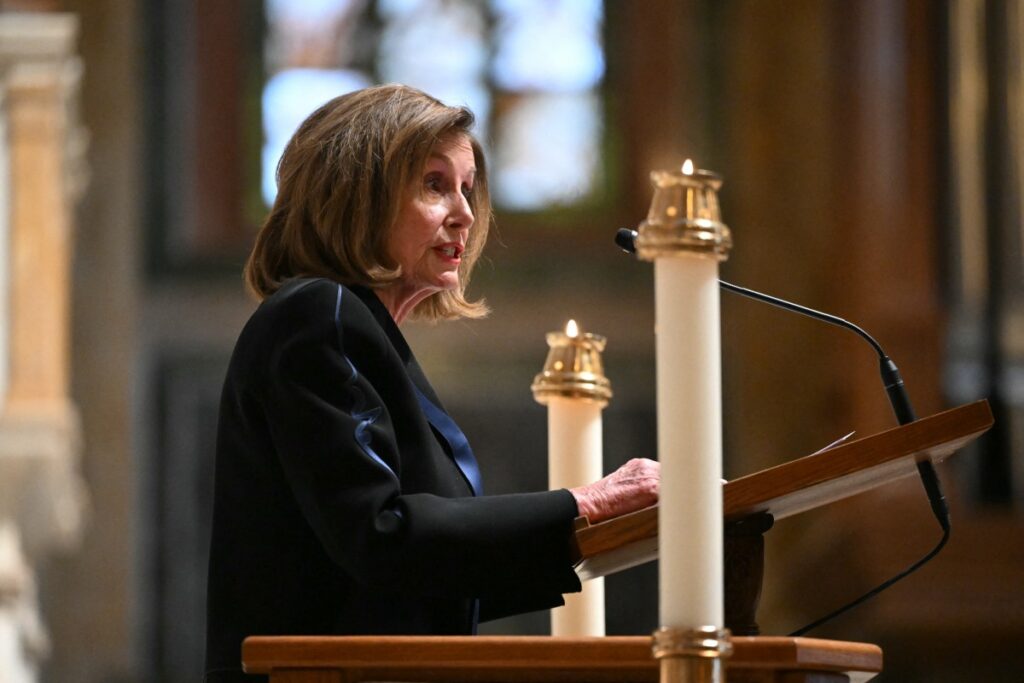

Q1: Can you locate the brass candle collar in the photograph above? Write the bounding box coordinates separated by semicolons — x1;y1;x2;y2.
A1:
635;161;733;262
532;320;612;406
652;626;733;683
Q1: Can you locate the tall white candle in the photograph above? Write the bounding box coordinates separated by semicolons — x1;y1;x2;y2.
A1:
655;255;724;628
532;320;612;637
547;396;605;636
639;163;732;682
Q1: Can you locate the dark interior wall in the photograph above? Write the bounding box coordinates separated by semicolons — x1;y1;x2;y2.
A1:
706;4;1023;682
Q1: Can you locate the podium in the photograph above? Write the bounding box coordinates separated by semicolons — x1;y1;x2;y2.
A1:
243;635;882;682
241;401;992;683
572;400;993;636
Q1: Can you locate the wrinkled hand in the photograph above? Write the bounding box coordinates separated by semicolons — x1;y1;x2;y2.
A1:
570;458;660;523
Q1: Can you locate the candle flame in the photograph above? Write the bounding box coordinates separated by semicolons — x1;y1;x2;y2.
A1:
682;159;694;175
565;319;579;338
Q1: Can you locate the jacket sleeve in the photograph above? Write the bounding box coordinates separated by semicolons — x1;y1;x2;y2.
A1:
259;284;581;602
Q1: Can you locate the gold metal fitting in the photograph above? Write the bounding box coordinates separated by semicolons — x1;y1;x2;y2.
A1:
652;626;733;683
635;161;732;262
531;320;612;405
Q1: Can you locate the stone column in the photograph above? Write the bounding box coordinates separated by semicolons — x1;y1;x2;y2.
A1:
0;13;89;683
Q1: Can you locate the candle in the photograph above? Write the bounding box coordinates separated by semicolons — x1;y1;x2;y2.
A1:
547;394;604;636
636;163;733;682
655;256;723;627
532;320;611;637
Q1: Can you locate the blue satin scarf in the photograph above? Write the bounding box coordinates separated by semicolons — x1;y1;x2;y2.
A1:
412;385;483;496
412;385;483;632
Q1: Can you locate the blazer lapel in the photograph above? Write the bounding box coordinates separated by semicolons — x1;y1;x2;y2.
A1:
410;385;482;496
352;286;483;496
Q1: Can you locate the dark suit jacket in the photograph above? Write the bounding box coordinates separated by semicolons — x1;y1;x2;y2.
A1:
204;278;581;682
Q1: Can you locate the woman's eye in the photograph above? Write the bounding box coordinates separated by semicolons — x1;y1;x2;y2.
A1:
424;174;445;194
461;185;473;200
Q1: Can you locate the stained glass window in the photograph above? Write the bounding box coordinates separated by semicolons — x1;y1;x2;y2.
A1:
262;0;605;211
377;0;492;142
262;0;373;205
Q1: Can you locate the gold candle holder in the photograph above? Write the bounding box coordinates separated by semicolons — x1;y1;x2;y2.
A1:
531;320;612;406
652;626;733;683
635;160;733;262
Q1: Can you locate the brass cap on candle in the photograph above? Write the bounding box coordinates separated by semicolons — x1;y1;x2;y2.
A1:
651;626;733;659
635;163;733;262
531;320;612;406
652;627;732;683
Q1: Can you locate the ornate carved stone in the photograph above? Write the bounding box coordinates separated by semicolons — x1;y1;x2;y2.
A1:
0;13;89;681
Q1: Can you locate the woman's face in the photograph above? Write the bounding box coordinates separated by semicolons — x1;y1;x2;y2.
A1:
385;134;476;308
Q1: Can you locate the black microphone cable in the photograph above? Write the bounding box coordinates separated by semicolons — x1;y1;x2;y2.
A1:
615;227;951;635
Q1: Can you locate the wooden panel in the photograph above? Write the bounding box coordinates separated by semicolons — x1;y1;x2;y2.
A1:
574;401;992;580
144;0;263;274
244;636;881;683
942;0;1024;503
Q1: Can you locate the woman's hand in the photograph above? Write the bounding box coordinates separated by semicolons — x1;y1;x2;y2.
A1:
569;458;660;523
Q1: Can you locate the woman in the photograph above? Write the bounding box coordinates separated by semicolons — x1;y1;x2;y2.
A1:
204;84;659;683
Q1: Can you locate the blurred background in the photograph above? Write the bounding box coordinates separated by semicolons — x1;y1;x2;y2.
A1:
0;0;1021;681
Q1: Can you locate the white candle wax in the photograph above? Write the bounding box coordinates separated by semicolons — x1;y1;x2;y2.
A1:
547;396;605;637
554;582;605;637
655;255;724;629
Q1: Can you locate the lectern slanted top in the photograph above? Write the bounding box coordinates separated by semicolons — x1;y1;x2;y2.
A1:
574;400;993;581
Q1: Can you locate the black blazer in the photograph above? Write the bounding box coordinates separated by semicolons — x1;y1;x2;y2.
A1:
204;278;581;682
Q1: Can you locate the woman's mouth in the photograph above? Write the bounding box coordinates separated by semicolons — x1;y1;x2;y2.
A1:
434;244;463;260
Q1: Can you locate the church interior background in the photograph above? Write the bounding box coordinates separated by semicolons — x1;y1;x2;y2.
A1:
0;0;1021;681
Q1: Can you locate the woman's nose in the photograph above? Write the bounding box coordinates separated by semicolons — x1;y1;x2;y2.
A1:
447;192;474;230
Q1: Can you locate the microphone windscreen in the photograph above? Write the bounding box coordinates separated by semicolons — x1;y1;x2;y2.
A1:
614;228;638;253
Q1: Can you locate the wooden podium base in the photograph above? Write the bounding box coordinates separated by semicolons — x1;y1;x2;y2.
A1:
238;405;995;681
243;635;883;683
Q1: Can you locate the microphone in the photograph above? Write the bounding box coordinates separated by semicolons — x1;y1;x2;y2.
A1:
613;227;638;254
615;227;951;634
616;229;918;428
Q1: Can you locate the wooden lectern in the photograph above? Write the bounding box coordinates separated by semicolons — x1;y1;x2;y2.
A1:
242;401;992;683
243;635;882;682
574;400;994;635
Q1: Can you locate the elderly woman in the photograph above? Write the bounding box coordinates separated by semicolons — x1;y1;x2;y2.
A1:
204;84;659;683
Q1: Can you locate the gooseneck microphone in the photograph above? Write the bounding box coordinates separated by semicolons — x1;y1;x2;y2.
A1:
617;230;918;425
615;227;950;635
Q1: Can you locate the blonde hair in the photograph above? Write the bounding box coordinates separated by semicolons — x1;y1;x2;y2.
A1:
245;84;490;321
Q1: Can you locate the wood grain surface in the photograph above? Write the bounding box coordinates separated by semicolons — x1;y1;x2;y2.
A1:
574;400;992;580
243;635;883;683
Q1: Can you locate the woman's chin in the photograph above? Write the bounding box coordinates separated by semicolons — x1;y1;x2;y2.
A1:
434;273;460;291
